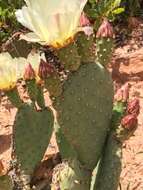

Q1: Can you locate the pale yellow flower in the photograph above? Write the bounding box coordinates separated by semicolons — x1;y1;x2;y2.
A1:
15;0;88;48
0;51;49;91
0;53;17;91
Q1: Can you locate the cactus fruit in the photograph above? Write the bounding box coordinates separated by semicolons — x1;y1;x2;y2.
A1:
14;104;54;175
96;38;113;66
57;43;81;71
76;33;95;63
51;159;91;190
96;18;114;67
55;62;113;170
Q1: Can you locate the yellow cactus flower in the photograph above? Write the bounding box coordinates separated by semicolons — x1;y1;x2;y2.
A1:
0;52;46;91
15;0;88;48
0;53;17;91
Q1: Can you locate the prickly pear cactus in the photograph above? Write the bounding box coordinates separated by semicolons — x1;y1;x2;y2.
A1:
55;62;113;169
45;74;63;97
96;18;114;67
93;130;122;190
14;104;54;174
96;38;113;66
76;33;95;63
51;159;91;190
57;43;81;71
54;122;77;159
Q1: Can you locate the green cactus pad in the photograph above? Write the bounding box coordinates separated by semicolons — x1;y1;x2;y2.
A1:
14;104;54;174
93;131;122;190
93;99;127;190
51;159;91;190
45;74;63;97
57;43;81;71
0;175;12;190
96;38;113;66
55;63;113;169
76;33;95;63
54;122;77;159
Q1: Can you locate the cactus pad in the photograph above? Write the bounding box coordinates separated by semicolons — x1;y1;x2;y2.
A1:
96;38;113;66
55;63;113;169
76;33;95;63
14;104;54;174
57;43;81;71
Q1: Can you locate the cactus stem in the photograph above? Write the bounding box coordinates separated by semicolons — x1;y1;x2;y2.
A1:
6;88;23;108
25;79;38;103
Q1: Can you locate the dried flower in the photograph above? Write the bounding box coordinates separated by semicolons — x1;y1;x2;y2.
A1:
121;114;137;130
96;18;114;38
38;59;54;79
127;98;140;115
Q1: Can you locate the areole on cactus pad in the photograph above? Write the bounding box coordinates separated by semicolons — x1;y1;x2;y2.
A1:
55;62;114;170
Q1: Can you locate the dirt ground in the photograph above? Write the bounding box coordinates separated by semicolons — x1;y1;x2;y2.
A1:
0;24;143;189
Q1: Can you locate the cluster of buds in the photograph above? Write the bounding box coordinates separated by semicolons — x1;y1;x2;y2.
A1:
121;98;140;130
96;18;114;38
114;83;140;131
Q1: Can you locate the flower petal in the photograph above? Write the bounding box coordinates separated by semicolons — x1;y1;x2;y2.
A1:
20;32;41;43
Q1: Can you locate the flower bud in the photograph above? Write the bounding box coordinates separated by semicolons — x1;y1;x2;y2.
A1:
114;83;130;102
80;12;90;27
96;18;114;38
121;114;137;130
38;59;54;79
127;98;140;115
24;63;35;80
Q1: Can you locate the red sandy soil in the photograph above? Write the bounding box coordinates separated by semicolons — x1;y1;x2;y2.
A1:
0;24;143;189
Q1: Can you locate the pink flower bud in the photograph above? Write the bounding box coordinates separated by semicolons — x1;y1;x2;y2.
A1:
127;98;140;115
80;12;90;27
24;63;35;80
121;114;137;130
114;83;130;102
38;59;54;79
96;18;114;38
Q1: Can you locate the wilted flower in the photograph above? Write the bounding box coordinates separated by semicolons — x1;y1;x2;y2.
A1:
96;18;114;38
24;63;35;80
16;0;88;48
127;98;140;115
121;114;137;130
38;59;54;79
